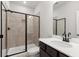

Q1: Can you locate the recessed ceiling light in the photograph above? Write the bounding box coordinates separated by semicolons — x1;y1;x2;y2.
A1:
24;1;27;4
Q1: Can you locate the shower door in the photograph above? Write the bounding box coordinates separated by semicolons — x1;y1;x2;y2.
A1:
7;12;26;56
27;15;40;49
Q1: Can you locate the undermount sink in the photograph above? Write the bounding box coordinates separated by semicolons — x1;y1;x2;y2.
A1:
51;41;72;48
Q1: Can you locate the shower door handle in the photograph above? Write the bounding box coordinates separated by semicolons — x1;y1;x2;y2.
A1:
7;27;11;30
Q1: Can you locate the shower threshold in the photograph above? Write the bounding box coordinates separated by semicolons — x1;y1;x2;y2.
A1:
6;45;26;57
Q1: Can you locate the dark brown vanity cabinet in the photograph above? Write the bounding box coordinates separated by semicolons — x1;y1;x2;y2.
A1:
46;45;58;57
39;41;49;57
39;41;69;57
40;49;49;57
59;52;69;57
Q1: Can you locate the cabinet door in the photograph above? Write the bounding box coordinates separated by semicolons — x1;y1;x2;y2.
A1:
59;52;69;57
40;49;49;57
46;46;57;57
39;42;46;50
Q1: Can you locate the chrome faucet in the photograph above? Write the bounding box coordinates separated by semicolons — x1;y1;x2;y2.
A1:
62;32;71;42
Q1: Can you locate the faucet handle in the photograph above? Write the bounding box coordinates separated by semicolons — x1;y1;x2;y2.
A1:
68;32;71;37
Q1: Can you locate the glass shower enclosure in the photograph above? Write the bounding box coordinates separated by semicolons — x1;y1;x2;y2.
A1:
1;2;27;56
0;1;40;57
27;15;40;50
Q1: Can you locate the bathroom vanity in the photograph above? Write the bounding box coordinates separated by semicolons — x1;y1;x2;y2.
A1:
39;38;79;57
40;41;69;57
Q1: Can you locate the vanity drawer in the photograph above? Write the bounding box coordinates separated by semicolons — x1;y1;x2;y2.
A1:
46;45;57;57
39;41;46;50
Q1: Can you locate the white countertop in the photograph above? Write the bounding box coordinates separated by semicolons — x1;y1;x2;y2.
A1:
39;38;79;57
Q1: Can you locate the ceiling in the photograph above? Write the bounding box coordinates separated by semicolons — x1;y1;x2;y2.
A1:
10;1;41;9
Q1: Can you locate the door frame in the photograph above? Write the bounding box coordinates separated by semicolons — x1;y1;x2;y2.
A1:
0;1;2;57
0;1;7;57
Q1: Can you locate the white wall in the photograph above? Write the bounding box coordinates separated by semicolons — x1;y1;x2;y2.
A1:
54;1;79;38
34;3;40;16
9;3;34;14
34;1;53;38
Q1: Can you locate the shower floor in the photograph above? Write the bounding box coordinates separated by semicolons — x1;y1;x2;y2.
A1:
7;44;39;57
7;45;25;55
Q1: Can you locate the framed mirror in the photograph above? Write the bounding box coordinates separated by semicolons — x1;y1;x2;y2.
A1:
53;18;66;36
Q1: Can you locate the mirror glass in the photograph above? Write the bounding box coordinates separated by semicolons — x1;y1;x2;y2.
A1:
53;18;66;36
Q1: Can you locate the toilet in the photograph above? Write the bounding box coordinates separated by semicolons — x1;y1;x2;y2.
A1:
27;44;39;57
